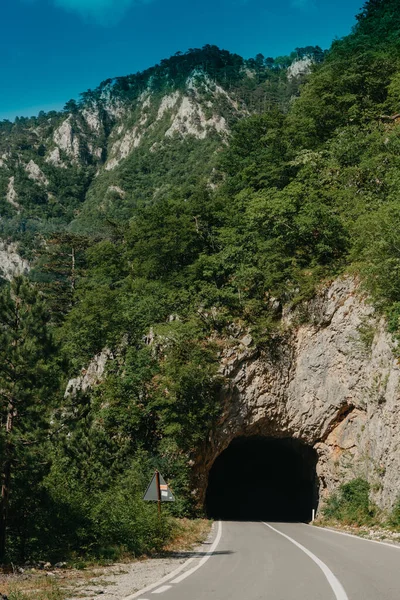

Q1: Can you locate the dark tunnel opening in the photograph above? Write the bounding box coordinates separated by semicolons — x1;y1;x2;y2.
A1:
205;436;319;522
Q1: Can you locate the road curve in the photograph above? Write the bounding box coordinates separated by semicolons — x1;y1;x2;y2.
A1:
135;521;400;600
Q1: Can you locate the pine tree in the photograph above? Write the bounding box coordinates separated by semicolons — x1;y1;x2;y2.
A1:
0;278;58;562
31;233;89;323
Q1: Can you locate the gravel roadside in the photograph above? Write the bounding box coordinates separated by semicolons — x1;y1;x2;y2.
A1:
315;522;400;546
65;523;216;600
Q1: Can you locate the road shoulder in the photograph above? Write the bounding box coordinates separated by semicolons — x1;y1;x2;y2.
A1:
65;522;217;600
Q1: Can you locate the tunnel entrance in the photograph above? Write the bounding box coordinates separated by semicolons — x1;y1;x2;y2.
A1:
206;436;319;522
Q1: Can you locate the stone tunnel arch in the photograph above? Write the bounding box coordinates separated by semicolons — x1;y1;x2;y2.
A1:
205;436;319;522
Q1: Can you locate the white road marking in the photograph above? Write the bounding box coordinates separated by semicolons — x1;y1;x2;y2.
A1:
317;525;400;550
123;521;222;600
263;522;349;600
171;520;223;584
152;585;172;594
122;559;196;600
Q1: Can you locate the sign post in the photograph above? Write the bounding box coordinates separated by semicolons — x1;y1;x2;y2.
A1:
143;471;175;533
155;470;162;520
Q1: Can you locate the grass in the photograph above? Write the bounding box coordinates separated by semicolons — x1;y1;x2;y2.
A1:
164;518;212;553
0;564;127;599
1;575;66;600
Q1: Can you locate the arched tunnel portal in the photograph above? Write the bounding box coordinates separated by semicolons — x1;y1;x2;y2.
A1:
205;436;319;522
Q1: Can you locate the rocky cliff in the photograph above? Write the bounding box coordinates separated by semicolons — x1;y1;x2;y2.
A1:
193;277;400;512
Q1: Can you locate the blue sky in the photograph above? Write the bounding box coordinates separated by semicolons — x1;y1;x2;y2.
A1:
1;0;364;121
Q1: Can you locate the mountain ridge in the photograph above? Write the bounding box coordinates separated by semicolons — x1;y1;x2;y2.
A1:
0;44;322;264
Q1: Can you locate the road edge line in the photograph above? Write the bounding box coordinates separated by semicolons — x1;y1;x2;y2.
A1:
170;519;223;584
314;525;400;550
263;522;348;600
123;521;221;600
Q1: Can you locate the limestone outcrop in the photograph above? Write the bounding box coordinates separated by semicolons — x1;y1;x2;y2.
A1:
0;242;30;281
64;349;113;398
194;277;400;512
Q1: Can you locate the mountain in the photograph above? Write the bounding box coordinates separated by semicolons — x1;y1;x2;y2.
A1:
0;45;322;259
3;0;400;565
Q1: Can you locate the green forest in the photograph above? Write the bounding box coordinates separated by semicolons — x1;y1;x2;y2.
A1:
1;0;400;563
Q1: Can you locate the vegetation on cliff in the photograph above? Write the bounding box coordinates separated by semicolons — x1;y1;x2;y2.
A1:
1;0;400;562
321;477;400;538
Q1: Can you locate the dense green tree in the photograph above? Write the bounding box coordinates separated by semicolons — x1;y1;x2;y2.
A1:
0;278;58;561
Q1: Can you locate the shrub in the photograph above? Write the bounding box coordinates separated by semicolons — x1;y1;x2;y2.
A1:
388;497;400;530
90;466;173;558
323;478;376;526
41;457;174;562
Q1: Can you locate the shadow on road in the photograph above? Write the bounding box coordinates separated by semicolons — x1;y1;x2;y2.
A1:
160;550;234;559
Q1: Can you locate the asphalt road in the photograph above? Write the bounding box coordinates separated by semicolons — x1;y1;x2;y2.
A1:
132;521;400;600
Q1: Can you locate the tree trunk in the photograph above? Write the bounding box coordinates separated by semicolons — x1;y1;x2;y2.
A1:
0;403;14;563
71;246;76;292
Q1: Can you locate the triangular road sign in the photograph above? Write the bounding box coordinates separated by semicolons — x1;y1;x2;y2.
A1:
143;472;175;502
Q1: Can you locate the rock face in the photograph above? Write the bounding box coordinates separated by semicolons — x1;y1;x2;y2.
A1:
287;56;313;80
64;349;114;397
0;242;29;280
52;116;82;162
25;160;49;186
6;177;20;210
193;277;400;512
104;70;239;170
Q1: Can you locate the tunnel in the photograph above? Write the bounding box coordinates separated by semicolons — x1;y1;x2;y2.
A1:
205;436;319;522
